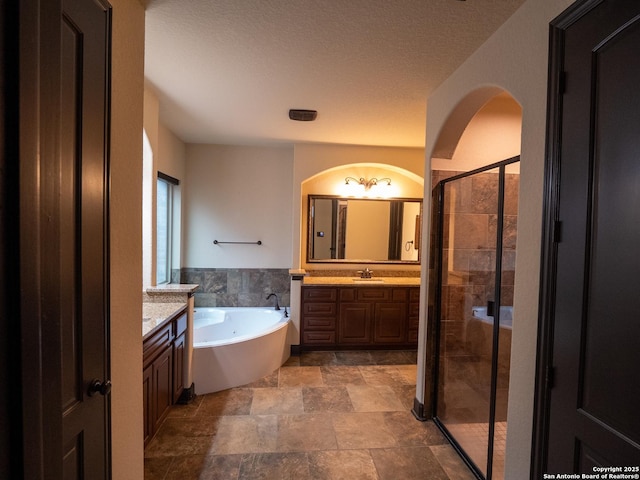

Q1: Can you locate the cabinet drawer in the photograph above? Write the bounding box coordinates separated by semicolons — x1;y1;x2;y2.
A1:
356;288;390;302
303;316;336;330
174;312;187;337
143;322;173;366
391;288;408;301
303;288;337;302
303;331;336;344
303;303;337;316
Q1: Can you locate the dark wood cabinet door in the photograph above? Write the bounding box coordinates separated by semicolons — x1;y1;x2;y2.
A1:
153;345;173;434
373;303;407;344
173;333;186;404
338;303;372;344
142;364;153;446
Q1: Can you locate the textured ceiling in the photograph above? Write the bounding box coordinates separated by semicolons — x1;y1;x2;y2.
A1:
144;0;526;148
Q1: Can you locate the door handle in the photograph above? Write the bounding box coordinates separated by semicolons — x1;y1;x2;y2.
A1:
88;379;112;397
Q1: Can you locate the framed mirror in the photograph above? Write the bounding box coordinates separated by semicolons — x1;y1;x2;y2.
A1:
307;195;422;264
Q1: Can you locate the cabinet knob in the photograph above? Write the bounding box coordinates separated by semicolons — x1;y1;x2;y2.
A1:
88;379;112;397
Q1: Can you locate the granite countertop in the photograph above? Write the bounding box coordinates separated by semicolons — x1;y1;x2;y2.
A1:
302;276;420;286
146;284;199;294
143;302;187;338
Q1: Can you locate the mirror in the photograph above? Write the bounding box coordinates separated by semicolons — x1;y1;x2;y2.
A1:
308;195;422;263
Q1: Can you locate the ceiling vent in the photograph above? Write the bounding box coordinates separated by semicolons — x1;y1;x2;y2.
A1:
289;109;317;121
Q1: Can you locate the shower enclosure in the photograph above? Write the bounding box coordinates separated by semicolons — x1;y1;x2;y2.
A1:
429;157;519;480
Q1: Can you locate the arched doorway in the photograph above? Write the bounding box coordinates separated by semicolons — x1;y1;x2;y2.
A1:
422;90;522;480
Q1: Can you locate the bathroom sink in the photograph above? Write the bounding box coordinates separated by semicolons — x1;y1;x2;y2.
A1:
352;278;385;284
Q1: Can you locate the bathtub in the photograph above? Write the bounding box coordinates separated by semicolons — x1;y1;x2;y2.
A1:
471;306;513;329
192;307;290;394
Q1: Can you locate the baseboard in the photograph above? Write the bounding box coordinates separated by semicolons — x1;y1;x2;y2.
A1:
411;397;428;421
177;383;196;404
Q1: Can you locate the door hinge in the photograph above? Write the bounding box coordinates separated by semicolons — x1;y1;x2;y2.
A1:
547;365;556;390
553;220;562;243
559;71;566;95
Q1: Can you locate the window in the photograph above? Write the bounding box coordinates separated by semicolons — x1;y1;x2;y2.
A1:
156;172;179;284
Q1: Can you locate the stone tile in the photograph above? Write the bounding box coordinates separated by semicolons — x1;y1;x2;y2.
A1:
307;449;378;479
370;446;450;480
241;369;279;388
196;388;253;416
163;454;242;480
250;387;304;415
320;365;366;385
283;355;301;366
144;416;221;458
300;351;339;366
278;366;324;387
393;384;418;410
369;350;414;365
335;351;376;365
166;394;204;418
211;415;278;455
383;411;448;446
143;456;173;480
302;386;354;413
276;413;338;452
346;385;405;412
395;364;418;384
430;444;477;480
332;412;398;449
359;365;410;387
238;452;311;479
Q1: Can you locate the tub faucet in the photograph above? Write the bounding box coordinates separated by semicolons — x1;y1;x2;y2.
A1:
266;293;281;310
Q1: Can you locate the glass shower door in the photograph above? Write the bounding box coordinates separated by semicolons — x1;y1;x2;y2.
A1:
432;157;519;480
435;169;499;478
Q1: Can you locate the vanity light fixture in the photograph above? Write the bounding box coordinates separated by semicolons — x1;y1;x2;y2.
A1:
344;176;392;191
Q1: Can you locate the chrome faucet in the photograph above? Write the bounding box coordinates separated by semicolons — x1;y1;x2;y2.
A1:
266;293;281;310
358;267;373;279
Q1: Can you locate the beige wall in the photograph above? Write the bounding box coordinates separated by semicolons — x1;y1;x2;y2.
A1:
184;144;295;268
110;0;145;478
420;0;573;478
143;87;187;285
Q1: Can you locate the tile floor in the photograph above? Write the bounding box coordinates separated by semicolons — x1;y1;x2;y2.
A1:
144;350;476;479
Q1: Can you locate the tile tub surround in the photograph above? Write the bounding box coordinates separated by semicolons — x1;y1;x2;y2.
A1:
144;351;475;480
181;268;291;308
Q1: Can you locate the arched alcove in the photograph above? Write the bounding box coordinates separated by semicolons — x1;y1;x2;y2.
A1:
300;163;424;270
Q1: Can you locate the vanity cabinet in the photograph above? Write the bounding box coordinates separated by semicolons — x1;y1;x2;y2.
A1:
143;308;187;446
301;285;419;349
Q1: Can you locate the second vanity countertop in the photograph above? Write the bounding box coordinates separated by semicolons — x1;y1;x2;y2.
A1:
302;276;420;286
143;302;187;338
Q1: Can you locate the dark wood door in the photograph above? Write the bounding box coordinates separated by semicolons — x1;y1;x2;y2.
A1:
16;0;112;478
536;0;640;472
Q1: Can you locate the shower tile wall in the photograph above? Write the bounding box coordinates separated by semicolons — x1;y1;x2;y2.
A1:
181;268;291;308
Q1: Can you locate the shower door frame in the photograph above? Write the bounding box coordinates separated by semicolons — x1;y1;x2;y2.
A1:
430;156;520;480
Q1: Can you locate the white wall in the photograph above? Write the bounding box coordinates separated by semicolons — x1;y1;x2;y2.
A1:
184;144;294;268
420;0;573;478
109;0;145;478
